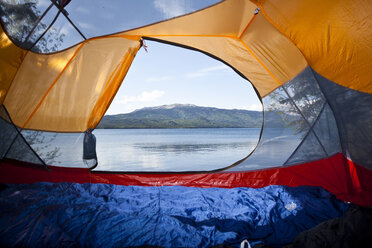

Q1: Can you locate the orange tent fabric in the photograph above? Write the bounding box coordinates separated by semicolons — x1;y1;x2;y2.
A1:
1;0;371;132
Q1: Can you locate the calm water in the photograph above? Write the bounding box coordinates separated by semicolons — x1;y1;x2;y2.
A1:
25;128;301;171
94;128;261;171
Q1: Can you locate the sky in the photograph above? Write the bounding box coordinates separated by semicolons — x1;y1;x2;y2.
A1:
106;40;262;115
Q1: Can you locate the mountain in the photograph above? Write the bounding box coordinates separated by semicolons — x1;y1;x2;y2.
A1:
96;104;286;129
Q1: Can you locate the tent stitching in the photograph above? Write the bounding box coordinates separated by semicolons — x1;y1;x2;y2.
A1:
308;67;347;158
1;105;48;170
29;9;62;51
86;41;142;130
23;3;54;47
256;2;311;69
281;85;328;157
238;39;282;86
238;8;258;39
21;42;85;129
283;101;328;166
49;0;87;40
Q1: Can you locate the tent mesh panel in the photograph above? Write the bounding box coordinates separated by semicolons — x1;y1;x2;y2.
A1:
1;106;46;167
284;130;327;166
21;130;85;168
33;12;84;53
228;86;306;171
282;67;326;125
0;106;18;159
315;69;372;169
229;66;341;171
0;0;56;51
5;133;45;165
312;103;341;157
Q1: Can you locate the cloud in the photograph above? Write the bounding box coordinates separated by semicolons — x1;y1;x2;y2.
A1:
185;64;229;78
145;76;172;82
200;65;229;72
185;72;205;78
153;0;188;19
59;24;73;36
121;104;137;114
77;22;95;30
247;104;262;111
75;7;90;15
118;90;165;105
37;1;51;8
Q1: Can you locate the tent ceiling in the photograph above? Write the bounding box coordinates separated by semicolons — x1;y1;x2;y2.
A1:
0;0;221;52
64;0;222;39
1;0;371;132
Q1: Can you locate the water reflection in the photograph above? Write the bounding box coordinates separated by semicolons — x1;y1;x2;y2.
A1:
94;128;260;172
134;142;254;154
14;128;261;171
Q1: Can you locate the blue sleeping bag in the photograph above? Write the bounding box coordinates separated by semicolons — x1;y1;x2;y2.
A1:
0;183;349;247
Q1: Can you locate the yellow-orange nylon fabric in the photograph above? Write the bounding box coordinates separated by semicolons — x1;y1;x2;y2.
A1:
123;0;307;97
254;0;372;94
240;13;307;87
4;36;140;132
1;0;313;132
4;46;79;129
0;26;27;105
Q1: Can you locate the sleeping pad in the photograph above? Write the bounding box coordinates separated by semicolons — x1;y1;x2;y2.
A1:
0;182;349;247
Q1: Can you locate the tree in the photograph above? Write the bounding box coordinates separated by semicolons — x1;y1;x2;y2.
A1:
23;130;61;165
266;78;325;135
0;0;65;52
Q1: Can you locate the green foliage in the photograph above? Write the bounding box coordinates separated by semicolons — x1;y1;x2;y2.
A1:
266;79;324;135
23;131;61;164
97;104;288;129
0;1;65;52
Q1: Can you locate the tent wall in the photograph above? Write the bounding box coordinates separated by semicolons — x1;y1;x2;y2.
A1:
0;105;47;167
228;66;340;171
0;25;27;105
0;0;309;132
1;0;371;132
253;0;372;94
1;24;141;132
315;71;372;169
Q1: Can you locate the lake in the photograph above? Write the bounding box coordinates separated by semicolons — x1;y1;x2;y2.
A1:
94;128;261;171
25;128;301;172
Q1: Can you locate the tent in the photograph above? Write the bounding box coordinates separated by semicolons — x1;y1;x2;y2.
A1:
0;0;372;247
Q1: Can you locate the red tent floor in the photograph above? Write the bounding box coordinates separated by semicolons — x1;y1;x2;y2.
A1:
1;153;371;206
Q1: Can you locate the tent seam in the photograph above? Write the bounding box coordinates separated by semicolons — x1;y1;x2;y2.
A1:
86;41;141;130
1;105;49;170
21;42;86;129
23;3;54;46
29;10;61;51
308;68;346;155
238;11;258;39
283;101;328;166
257;2;310;66
281;85;329;157
86;55;123;129
145;34;238;39
238;39;282;86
